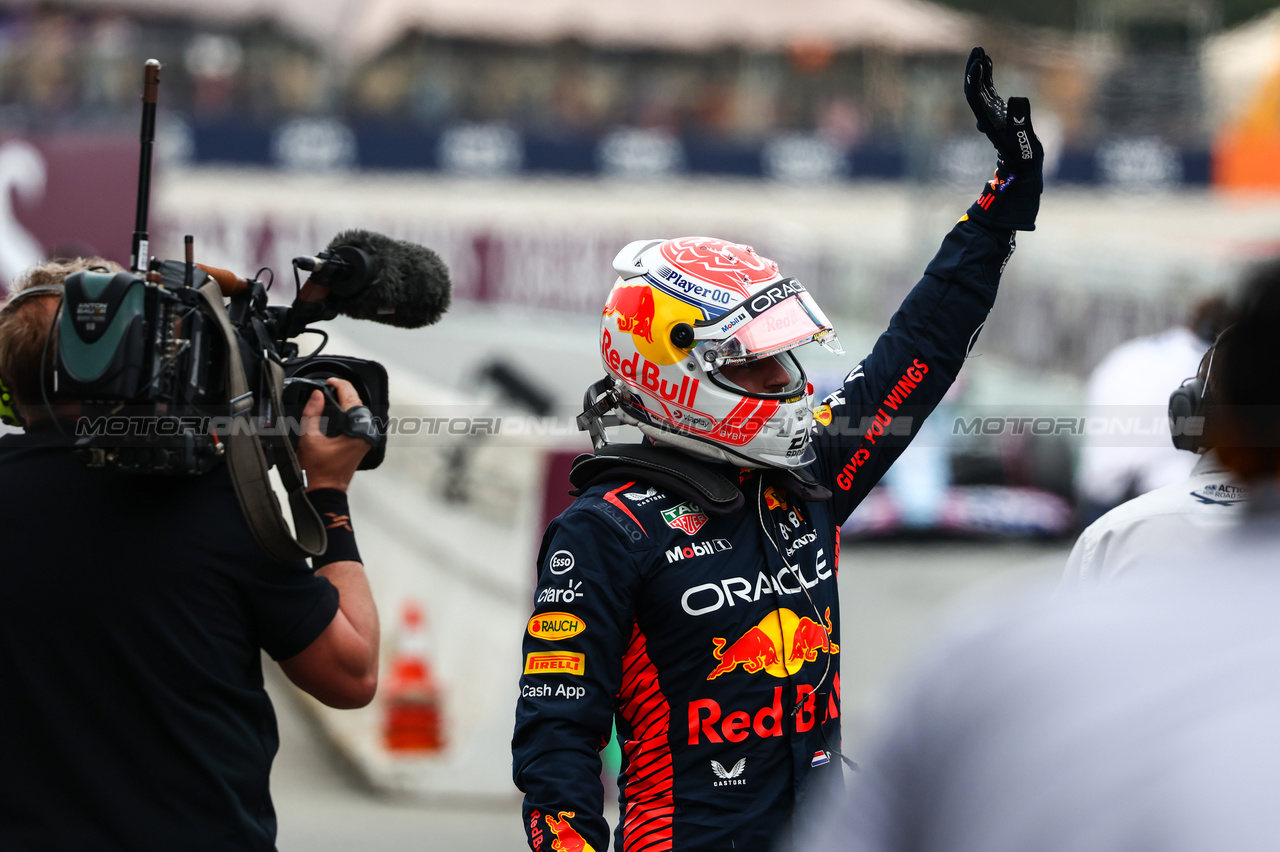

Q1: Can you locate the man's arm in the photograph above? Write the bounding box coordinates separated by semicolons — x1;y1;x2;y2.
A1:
280;560;378;708
278;379;380;709
810;218;1014;523
513;506;645;852
811;47;1043;523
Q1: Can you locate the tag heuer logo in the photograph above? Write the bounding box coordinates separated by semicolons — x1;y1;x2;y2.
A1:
662;502;708;535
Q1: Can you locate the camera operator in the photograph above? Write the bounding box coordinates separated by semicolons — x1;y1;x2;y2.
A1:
0;258;379;851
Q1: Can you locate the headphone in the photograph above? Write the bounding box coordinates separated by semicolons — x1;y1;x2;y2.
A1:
0;284;66;428
1168;327;1233;453
0;376;20;426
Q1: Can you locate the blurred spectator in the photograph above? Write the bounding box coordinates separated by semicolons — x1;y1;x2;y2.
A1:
185;33;243;117
19;9;75;115
787;263;1280;852
82;13;137;113
1074;293;1230;525
817;97;866;148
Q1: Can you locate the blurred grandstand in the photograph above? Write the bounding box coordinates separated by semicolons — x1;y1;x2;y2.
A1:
0;0;1266;182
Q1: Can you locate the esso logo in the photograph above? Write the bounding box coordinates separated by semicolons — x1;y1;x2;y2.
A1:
548;550;575;575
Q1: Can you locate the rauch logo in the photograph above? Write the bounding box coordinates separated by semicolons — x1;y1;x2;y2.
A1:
527;612;586;641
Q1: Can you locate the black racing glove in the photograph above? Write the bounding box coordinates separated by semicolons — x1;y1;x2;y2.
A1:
964;46;1043;231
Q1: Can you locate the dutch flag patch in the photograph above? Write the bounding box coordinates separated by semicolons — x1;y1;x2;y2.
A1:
811;750;831;767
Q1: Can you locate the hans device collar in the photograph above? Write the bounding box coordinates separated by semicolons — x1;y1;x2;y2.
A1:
568;442;832;515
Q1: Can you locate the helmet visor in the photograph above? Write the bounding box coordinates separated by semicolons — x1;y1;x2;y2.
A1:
693;282;843;366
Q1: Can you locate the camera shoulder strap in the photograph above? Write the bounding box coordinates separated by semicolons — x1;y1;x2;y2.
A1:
196;281;327;562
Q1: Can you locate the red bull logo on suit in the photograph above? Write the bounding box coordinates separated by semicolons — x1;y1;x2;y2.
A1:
687;674;842;745
706;607;838;681
545;811;596;852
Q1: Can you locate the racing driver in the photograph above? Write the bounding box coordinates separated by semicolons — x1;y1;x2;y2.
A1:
513;48;1043;852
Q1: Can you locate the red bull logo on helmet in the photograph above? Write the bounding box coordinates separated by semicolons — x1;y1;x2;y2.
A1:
706;607;838;681
545;811;596;852
602;330;701;408
602;284;655;343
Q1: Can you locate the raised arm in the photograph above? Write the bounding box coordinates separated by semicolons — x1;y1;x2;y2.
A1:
811;47;1044;523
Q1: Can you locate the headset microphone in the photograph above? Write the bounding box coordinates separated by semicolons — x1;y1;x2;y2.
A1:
1169;326;1234;453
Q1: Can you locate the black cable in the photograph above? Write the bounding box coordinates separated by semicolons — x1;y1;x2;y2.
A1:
285;328;329;363
756;475;857;772
757;477;833;702
39;298;65;436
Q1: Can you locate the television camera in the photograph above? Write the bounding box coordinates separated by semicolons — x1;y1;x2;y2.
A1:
43;59;451;559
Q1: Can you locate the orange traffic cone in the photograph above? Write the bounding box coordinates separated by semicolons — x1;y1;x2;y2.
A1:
382;600;445;753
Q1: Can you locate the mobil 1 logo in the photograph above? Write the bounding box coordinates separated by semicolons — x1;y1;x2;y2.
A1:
666;538;733;564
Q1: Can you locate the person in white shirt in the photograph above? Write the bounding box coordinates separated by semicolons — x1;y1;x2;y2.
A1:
1074;296;1229;525
1062;326;1245;587
1062;452;1244;587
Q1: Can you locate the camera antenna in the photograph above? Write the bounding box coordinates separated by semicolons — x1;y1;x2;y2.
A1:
131;58;161;273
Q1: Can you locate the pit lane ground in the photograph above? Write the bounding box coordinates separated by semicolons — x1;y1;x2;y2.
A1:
268;539;1069;852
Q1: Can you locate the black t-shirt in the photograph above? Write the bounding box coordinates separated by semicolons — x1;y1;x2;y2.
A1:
0;430;340;851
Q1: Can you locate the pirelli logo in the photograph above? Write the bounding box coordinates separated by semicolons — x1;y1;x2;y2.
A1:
524;651;586;676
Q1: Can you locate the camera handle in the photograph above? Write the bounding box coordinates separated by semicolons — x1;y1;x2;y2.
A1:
195;281;329;562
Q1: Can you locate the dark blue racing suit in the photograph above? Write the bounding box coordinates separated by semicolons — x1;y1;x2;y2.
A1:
513;216;1017;852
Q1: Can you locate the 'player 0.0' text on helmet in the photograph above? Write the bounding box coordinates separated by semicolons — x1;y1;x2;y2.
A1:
584;237;844;469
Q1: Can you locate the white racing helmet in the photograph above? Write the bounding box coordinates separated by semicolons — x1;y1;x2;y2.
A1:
583;236;843;469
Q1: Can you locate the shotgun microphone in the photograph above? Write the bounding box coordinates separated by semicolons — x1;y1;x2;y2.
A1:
293;229;452;329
